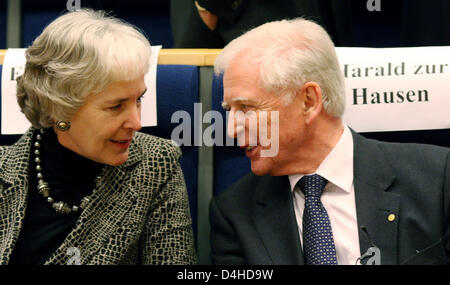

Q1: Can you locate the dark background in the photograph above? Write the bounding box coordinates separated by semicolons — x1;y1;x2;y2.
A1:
0;0;173;49
0;0;449;49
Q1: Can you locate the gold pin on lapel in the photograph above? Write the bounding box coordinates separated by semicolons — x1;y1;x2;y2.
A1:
387;213;396;222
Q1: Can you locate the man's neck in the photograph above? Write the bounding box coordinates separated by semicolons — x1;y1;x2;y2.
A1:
286;117;344;175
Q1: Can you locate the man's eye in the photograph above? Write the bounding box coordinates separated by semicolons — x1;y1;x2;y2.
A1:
110;104;121;110
222;105;230;111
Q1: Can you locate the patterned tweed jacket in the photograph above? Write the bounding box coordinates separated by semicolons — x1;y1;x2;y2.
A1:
0;128;197;265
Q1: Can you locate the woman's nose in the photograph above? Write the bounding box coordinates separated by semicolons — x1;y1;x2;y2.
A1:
124;106;142;131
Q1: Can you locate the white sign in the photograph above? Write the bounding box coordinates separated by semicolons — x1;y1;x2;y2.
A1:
1;46;161;135
2;46;450;134
143;45;161;128
336;46;450;132
1;48;28;134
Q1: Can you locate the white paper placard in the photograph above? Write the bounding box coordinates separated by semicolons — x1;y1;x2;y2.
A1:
1;48;28;134
1;46;161;135
336;46;450;132
2;46;449;135
142;45;161;127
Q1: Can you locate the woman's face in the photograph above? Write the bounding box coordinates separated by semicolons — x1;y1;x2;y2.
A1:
55;76;147;166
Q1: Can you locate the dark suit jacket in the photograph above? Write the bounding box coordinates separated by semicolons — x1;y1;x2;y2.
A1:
210;131;450;265
0;128;197;265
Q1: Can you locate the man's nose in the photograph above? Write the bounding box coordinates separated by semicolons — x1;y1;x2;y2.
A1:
227;110;237;139
227;110;247;146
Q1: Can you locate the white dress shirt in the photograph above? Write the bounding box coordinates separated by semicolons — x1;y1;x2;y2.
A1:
288;125;361;265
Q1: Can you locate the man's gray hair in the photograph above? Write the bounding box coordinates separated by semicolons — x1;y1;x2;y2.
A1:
17;9;151;128
214;18;345;117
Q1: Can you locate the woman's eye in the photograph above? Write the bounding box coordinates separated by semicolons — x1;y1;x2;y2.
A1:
137;95;144;104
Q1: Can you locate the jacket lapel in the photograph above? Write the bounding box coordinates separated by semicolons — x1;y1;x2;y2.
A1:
0;129;34;265
44;139;142;264
352;131;400;265
252;175;304;265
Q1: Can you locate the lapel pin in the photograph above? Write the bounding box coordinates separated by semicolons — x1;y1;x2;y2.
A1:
387;213;396;222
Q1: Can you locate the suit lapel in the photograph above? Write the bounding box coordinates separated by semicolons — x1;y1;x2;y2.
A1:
44;165;139;264
352;131;400;265
44;138;142;265
252;175;304;265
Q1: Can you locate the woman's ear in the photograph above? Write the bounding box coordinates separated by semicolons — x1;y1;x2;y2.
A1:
301;82;323;124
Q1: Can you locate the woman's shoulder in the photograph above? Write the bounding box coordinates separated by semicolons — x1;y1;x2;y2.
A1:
0;129;34;158
0;129;34;181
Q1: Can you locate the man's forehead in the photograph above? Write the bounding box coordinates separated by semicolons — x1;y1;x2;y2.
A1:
224;54;259;79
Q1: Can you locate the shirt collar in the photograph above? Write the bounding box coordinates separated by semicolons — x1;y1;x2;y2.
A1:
289;125;354;193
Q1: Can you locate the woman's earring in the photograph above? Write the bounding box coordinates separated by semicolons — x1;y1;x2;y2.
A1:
55;120;71;131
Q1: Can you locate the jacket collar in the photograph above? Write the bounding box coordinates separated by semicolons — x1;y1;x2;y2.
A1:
43;131;143;264
0;128;34;187
252;175;304;265
351;130;400;265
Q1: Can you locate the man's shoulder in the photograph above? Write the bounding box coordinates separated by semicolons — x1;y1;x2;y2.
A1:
354;133;450;178
354;132;449;161
373;139;448;162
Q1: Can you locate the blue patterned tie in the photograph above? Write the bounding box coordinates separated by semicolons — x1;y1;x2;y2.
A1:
299;174;338;265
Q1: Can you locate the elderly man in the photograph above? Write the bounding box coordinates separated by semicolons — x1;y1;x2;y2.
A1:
209;18;450;265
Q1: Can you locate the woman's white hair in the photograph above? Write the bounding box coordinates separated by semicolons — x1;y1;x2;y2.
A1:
17;9;151;128
214;18;345;117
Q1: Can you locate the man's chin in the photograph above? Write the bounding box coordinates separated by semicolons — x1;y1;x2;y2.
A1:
250;160;271;176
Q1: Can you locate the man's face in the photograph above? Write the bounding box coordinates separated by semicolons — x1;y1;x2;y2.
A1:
222;60;307;176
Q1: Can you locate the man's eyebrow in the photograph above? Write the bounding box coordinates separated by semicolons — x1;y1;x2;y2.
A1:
221;97;255;109
231;97;250;103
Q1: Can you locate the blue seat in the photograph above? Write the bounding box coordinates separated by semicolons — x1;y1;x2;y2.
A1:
211;74;251;196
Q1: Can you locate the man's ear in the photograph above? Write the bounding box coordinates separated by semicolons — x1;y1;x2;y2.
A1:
301;82;323;124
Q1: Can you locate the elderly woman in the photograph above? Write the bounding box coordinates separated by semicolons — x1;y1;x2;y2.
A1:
0;9;197;265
